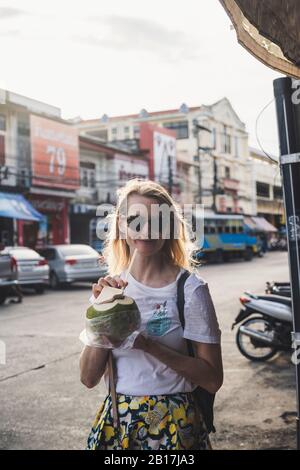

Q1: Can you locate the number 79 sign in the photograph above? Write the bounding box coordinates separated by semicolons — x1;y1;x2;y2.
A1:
47;146;66;176
30;115;80;189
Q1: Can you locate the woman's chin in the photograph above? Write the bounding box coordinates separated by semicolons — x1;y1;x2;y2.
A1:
133;239;161;254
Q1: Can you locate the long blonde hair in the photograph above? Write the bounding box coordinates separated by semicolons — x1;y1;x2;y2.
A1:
102;179;196;275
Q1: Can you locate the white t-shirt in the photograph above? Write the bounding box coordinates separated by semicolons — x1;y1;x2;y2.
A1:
98;268;221;396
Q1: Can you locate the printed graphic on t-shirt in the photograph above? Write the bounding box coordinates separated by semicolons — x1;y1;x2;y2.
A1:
146;301;171;336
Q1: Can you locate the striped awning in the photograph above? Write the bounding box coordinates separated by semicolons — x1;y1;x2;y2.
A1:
0;192;43;221
244;215;278;233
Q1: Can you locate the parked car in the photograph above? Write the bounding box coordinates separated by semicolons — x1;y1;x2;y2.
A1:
0;247;49;294
0;251;20;304
37;244;108;288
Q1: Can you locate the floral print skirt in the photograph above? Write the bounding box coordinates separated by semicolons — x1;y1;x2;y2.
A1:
86;392;209;450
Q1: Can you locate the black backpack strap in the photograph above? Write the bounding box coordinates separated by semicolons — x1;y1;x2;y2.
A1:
177;270;194;357
176;268;216;434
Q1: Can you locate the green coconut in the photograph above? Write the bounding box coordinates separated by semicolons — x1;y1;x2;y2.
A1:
86;292;141;341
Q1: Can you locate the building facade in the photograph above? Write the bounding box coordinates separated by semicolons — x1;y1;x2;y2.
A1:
249;147;284;228
70;136;149;250
0;89;79;247
76;98;253;212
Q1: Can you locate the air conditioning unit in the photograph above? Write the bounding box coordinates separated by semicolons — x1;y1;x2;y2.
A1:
0;165;16;187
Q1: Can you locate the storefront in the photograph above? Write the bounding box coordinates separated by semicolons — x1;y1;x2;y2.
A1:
70;203;105;253
23;113;80;248
21;194;70;247
0;191;43;247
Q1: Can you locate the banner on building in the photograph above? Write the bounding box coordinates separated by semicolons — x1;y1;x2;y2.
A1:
139;123;176;186
30;115;80;189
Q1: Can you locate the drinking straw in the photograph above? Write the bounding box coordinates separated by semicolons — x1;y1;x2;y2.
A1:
123;248;138;286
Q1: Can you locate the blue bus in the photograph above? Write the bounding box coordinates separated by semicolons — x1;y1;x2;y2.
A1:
194;214;258;263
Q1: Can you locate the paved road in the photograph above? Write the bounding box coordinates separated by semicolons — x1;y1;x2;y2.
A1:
0;252;296;450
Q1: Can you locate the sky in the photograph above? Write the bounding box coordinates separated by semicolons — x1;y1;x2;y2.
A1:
0;0;281;156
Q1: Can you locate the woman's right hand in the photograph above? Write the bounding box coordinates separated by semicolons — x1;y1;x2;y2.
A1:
92;275;128;299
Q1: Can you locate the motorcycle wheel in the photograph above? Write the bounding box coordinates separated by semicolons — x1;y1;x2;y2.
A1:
236;316;278;361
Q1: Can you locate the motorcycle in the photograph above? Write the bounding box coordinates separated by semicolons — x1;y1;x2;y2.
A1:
265;281;291;298
232;292;293;361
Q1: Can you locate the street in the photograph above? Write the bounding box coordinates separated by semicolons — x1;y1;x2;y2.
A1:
0;251;295;450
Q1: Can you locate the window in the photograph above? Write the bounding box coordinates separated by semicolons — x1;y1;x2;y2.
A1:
111;127;118;139
256;182;270;198
0;114;6;132
90;171;96;188
227;207;232;213
273;185;283;199
221;126;231;154
225;166;231;179
133;126;140;139
82;169;88;187
124;126;130;137
18;120;29;136
0;135;5;165
163;121;189;139
212;128;217;150
225;226;231;233
234;136;239;157
80;162;96;188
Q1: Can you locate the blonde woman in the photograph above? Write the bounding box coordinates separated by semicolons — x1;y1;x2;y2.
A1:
79;179;223;450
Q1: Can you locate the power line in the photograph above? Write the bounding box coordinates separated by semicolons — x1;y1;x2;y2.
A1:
255;99;279;165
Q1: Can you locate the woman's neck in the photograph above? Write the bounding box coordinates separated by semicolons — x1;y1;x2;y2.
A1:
128;251;179;287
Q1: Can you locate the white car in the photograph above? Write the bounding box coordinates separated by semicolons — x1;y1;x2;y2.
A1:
0;246;49;294
37;244;107;288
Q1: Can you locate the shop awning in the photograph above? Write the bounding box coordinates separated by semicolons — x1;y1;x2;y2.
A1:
244;215;278;233
0;192;43;222
252;216;278;233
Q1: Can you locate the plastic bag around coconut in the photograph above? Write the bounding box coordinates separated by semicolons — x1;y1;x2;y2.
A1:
80;303;142;349
79;327;143;350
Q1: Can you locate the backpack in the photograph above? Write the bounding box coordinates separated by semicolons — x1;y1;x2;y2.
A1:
176;270;216;434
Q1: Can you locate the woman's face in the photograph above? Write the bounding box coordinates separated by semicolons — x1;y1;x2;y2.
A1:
119;194;166;257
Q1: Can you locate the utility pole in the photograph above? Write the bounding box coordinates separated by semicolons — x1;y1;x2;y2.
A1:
212;155;218;213
193;119;216;207
167;155;173;196
274;76;300;450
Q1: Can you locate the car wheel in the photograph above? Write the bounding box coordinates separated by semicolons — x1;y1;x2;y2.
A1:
214;249;224;264
50;272;59;289
244;247;253;261
0;293;7;305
